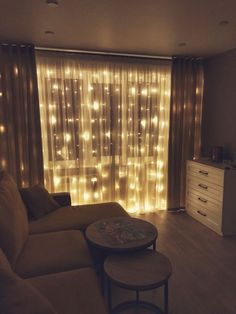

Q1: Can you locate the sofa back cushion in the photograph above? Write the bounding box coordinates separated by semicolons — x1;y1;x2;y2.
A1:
0;249;56;314
0;171;29;265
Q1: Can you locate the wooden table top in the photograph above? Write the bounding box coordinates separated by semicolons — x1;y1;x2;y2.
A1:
85;217;157;252
104;249;172;290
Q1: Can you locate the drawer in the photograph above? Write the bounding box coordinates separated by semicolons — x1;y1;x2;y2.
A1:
186;201;222;234
186;174;223;202
187;161;224;187
186;190;222;218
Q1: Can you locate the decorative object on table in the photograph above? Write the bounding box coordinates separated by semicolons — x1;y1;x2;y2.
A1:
95;218;146;245
211;146;223;162
86;217;158;252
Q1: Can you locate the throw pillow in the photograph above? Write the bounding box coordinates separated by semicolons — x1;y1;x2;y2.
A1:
20;184;60;220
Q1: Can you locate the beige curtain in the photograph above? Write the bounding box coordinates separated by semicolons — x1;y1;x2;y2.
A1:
168;58;204;209
36;51;171;213
0;43;43;186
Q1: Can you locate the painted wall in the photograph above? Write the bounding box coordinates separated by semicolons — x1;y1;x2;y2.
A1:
201;48;236;161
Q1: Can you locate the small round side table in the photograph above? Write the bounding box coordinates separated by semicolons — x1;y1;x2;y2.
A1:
86;217;158;252
104;249;172;314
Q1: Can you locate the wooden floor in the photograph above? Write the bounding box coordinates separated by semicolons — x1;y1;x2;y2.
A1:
109;211;236;314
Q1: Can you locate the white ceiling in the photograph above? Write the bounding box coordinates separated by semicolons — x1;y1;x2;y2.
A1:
0;0;236;57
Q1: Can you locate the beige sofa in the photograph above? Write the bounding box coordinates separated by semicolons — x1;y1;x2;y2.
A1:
0;171;128;313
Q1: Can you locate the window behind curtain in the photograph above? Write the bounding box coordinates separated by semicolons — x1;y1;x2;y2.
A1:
36;51;171;214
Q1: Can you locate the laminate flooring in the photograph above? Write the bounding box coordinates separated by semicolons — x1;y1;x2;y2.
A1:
107;211;236;314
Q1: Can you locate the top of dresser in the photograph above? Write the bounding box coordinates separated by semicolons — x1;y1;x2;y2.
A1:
188;159;235;171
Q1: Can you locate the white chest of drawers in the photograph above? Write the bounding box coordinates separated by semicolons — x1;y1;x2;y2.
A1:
186;160;236;236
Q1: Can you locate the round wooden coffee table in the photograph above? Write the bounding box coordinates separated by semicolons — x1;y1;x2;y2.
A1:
104;249;172;314
85;217;158;252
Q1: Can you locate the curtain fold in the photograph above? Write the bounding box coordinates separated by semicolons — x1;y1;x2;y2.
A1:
168;58;204;209
0;43;43;186
36;51;171;213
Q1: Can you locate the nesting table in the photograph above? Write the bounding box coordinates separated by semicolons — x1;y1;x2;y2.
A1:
104;250;172;314
86;217;172;313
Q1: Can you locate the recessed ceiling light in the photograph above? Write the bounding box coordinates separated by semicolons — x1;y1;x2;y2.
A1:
219;20;229;27
45;30;55;35
178;42;186;47
46;0;59;7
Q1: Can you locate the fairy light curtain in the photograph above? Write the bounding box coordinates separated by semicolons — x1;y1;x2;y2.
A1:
36;51;171;213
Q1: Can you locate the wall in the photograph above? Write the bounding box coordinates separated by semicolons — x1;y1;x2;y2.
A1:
201;48;236;161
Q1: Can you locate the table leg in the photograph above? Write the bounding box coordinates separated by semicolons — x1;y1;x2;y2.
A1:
107;277;112;313
164;281;169;314
101;267;105;295
153;240;156;250
136;289;140;304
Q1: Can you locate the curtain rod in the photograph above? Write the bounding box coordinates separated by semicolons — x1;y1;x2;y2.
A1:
35;46;172;60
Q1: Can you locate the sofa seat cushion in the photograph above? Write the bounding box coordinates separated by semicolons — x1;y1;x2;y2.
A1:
0;171;28;265
29;202;129;234
15;230;93;278
0;249;56;314
27;268;107;314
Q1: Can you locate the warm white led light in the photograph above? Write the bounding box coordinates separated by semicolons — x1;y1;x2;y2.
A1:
82;132;90;141
0;125;5;133
141;119;146;128
93;101;99;110
51;115;57;124
152;116;158;125
141;89;147;96
38;63;171;211
131;87;136;95
83;192;90;201
53;176;61;186
65;133;71;142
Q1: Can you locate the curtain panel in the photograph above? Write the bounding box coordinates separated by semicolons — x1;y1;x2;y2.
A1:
36;51;171;213
168;58;204;209
0;43;43;186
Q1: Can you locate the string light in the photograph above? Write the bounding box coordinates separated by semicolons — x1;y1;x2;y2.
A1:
91;177;97;183
0;125;5;133
38;64;171;212
93;101;99;110
65;133;71;142
51;115;57;124
82;132;90;141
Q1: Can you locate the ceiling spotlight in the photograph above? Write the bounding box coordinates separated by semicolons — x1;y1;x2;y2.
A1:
46;0;59;7
45;30;55;35
178;42;186;47
219;20;229;27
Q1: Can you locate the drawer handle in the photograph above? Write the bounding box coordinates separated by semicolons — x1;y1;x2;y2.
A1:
198;183;208;190
198;197;207;203
199;170;208;176
197;210;207;217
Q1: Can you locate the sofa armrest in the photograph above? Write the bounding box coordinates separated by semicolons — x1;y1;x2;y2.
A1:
50;192;71;207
